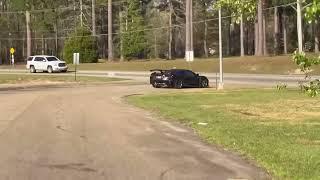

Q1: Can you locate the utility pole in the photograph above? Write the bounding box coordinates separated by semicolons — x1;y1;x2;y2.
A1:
218;8;224;90
185;0;193;62
108;0;113;61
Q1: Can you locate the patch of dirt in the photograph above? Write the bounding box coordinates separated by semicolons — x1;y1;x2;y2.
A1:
225;99;320;123
249;66;258;71
199;105;215;109
296;138;320;146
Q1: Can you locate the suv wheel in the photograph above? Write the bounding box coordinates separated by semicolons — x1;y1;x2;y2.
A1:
47;66;53;73
30;66;36;73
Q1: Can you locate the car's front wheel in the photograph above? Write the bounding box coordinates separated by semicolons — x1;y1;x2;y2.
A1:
200;79;209;88
30;66;36;73
47;66;53;73
174;80;183;89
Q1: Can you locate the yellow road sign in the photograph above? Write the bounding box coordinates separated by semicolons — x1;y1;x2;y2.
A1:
10;48;15;54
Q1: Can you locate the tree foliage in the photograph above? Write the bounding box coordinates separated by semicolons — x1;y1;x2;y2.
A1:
293;0;320;96
215;0;256;23
305;0;320;23
63;27;98;63
121;0;148;59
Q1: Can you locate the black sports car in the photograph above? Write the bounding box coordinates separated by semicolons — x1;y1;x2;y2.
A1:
150;69;209;89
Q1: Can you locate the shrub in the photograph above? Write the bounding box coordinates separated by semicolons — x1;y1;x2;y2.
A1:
63;27;98;64
293;51;320;97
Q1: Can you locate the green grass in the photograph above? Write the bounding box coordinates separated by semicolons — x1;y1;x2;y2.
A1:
3;55;318;74
0;74;123;84
128;89;320;179
74;56;308;74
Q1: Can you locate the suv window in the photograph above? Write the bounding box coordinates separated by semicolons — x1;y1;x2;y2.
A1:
34;57;45;62
47;57;59;62
27;57;34;61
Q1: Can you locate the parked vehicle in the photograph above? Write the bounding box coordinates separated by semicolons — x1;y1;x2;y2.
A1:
150;69;209;89
26;55;68;73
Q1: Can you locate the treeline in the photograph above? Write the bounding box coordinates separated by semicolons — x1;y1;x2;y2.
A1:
0;0;318;63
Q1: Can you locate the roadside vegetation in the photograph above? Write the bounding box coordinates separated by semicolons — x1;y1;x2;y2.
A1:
4;55;320;75
0;74;122;84
128;89;320;179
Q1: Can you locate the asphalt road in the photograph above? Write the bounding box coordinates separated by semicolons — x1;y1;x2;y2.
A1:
0;69;317;87
0;84;269;180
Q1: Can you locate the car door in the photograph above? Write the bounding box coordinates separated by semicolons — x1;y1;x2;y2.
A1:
183;70;198;87
34;57;46;70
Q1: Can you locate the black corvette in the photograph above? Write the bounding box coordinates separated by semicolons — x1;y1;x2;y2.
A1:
150;69;209;89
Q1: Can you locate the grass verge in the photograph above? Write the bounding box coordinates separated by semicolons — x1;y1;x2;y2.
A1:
0;74;123;84
2;55;315;74
128;89;320;179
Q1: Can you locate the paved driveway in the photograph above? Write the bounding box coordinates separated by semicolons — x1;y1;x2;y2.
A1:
0;84;269;180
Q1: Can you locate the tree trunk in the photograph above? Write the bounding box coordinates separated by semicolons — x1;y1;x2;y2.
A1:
100;7;105;58
154;34;158;59
257;0;263;56
168;2;173;60
202;1;208;58
190;0;193;59
263;13;267;55
274;7;279;55
240;14;245;57
41;34;45;55
185;0;190;60
315;23;319;53
204;19;208;58
45;39;48;55
282;11;288;54
22;37;25;58
108;0;113;61
297;0;303;53
119;11;124;61
0;41;2;64
26;10;31;58
80;0;83;27
54;23;58;55
255;20;259;55
92;0;96;36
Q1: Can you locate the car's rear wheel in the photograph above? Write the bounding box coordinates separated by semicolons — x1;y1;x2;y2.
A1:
30;66;36;73
152;81;160;88
47;66;53;74
200;79;209;88
174;80;183;89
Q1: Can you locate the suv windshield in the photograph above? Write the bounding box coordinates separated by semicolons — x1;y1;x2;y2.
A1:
47;57;59;61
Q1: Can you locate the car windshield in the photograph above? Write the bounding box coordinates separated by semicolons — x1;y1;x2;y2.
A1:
47;57;59;61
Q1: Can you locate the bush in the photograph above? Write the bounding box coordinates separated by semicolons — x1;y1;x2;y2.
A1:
63;27;98;64
293;51;320;97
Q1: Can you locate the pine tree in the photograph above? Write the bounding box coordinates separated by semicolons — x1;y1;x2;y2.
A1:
121;0;147;59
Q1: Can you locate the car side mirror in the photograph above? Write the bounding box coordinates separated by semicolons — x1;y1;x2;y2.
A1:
196;74;199;76
43;60;46;62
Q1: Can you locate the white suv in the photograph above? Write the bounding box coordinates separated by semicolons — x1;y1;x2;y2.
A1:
26;55;68;73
